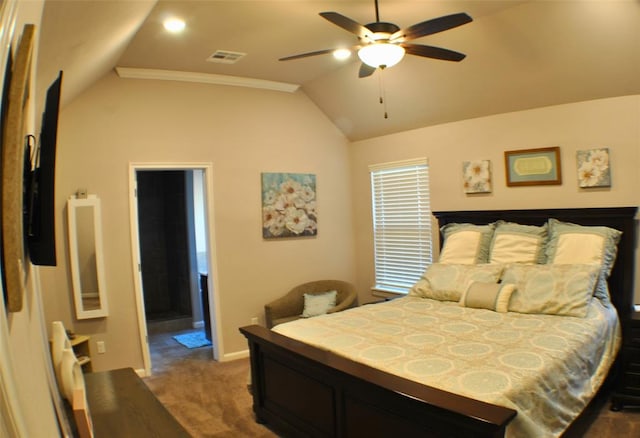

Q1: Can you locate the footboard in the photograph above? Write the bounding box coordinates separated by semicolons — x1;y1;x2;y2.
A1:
240;325;516;438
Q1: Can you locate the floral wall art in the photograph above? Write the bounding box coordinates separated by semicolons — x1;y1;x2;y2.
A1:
577;148;610;188
463;160;492;193
261;172;317;238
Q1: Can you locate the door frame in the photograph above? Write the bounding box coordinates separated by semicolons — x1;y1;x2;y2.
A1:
128;162;223;375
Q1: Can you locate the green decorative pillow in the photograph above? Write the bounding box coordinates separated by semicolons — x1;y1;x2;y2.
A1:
489;221;547;264
545;219;622;307
459;281;516;313
302;290;337;318
439;223;495;264
502;264;600;317
408;263;504;302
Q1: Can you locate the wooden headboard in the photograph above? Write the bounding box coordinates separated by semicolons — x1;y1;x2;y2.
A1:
433;207;637;325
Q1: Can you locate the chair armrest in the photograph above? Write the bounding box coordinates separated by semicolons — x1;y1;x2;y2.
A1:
265;294;302;328
327;290;357;314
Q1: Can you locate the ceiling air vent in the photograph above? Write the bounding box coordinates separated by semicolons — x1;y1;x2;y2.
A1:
207;50;246;64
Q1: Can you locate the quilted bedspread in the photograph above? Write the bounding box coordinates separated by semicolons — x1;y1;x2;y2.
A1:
273;296;620;437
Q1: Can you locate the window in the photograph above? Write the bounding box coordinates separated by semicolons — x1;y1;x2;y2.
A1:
370;158;432;294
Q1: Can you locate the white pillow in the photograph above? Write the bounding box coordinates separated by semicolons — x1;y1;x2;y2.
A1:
302;290;337;318
545;219;622;307
439;223;495;264
489;221;547;264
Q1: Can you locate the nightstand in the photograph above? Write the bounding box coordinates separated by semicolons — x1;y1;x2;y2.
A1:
611;313;640;410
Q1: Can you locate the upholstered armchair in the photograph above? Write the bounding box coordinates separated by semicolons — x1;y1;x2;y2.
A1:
265;280;357;329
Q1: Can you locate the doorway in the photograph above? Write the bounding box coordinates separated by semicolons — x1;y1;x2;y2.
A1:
137;170;194;325
129;163;221;375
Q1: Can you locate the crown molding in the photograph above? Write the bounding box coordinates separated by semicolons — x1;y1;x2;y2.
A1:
115;67;300;93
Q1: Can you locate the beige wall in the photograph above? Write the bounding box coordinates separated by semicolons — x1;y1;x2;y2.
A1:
350;95;640;304
40;72;355;370
37;69;640;373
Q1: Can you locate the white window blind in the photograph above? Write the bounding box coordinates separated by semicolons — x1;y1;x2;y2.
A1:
370;158;432;294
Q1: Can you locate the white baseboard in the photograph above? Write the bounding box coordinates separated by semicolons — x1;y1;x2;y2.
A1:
222;349;249;361
192;320;204;329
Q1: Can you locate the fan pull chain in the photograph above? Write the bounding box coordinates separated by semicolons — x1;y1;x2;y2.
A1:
378;67;388;119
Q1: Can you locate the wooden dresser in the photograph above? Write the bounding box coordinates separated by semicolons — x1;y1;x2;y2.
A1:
84;368;190;437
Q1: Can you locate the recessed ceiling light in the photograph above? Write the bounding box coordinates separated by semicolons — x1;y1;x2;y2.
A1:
333;49;351;60
163;18;186;34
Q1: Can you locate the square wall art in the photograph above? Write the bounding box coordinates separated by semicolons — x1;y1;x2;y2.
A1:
261;172;317;239
463;160;492;193
577;148;610;188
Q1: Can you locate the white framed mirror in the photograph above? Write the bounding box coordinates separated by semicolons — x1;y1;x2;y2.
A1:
67;195;108;319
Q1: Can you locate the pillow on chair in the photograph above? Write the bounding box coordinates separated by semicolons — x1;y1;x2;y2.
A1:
302;290;337;318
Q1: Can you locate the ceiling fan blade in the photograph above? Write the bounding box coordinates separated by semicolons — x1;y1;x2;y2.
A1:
320;12;374;41
358;63;376;78
402;43;466;62
279;49;335;61
390;13;472;42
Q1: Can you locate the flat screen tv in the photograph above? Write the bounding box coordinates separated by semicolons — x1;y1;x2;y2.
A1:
26;70;62;266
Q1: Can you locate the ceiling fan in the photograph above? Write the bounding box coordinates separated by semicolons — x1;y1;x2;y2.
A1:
279;0;473;78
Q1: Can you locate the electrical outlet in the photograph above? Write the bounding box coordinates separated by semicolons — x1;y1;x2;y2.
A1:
96;341;106;354
251;317;259;325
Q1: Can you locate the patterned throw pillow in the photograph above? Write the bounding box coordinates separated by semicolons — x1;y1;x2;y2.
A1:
502;263;600;317
408;263;504;302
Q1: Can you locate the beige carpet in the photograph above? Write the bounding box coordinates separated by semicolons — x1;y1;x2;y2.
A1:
144;328;639;437
144;330;276;437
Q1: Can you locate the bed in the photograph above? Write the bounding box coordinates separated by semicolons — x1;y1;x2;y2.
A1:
240;207;637;438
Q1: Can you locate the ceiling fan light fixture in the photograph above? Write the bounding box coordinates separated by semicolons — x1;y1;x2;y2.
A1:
358;43;405;68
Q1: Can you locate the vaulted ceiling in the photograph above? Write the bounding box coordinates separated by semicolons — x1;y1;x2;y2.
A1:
37;1;640;141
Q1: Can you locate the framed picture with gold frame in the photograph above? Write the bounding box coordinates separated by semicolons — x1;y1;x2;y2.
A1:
504;146;562;187
1;24;35;312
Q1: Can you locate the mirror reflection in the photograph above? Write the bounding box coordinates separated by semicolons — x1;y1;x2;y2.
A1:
75;206;100;310
68;195;108;318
